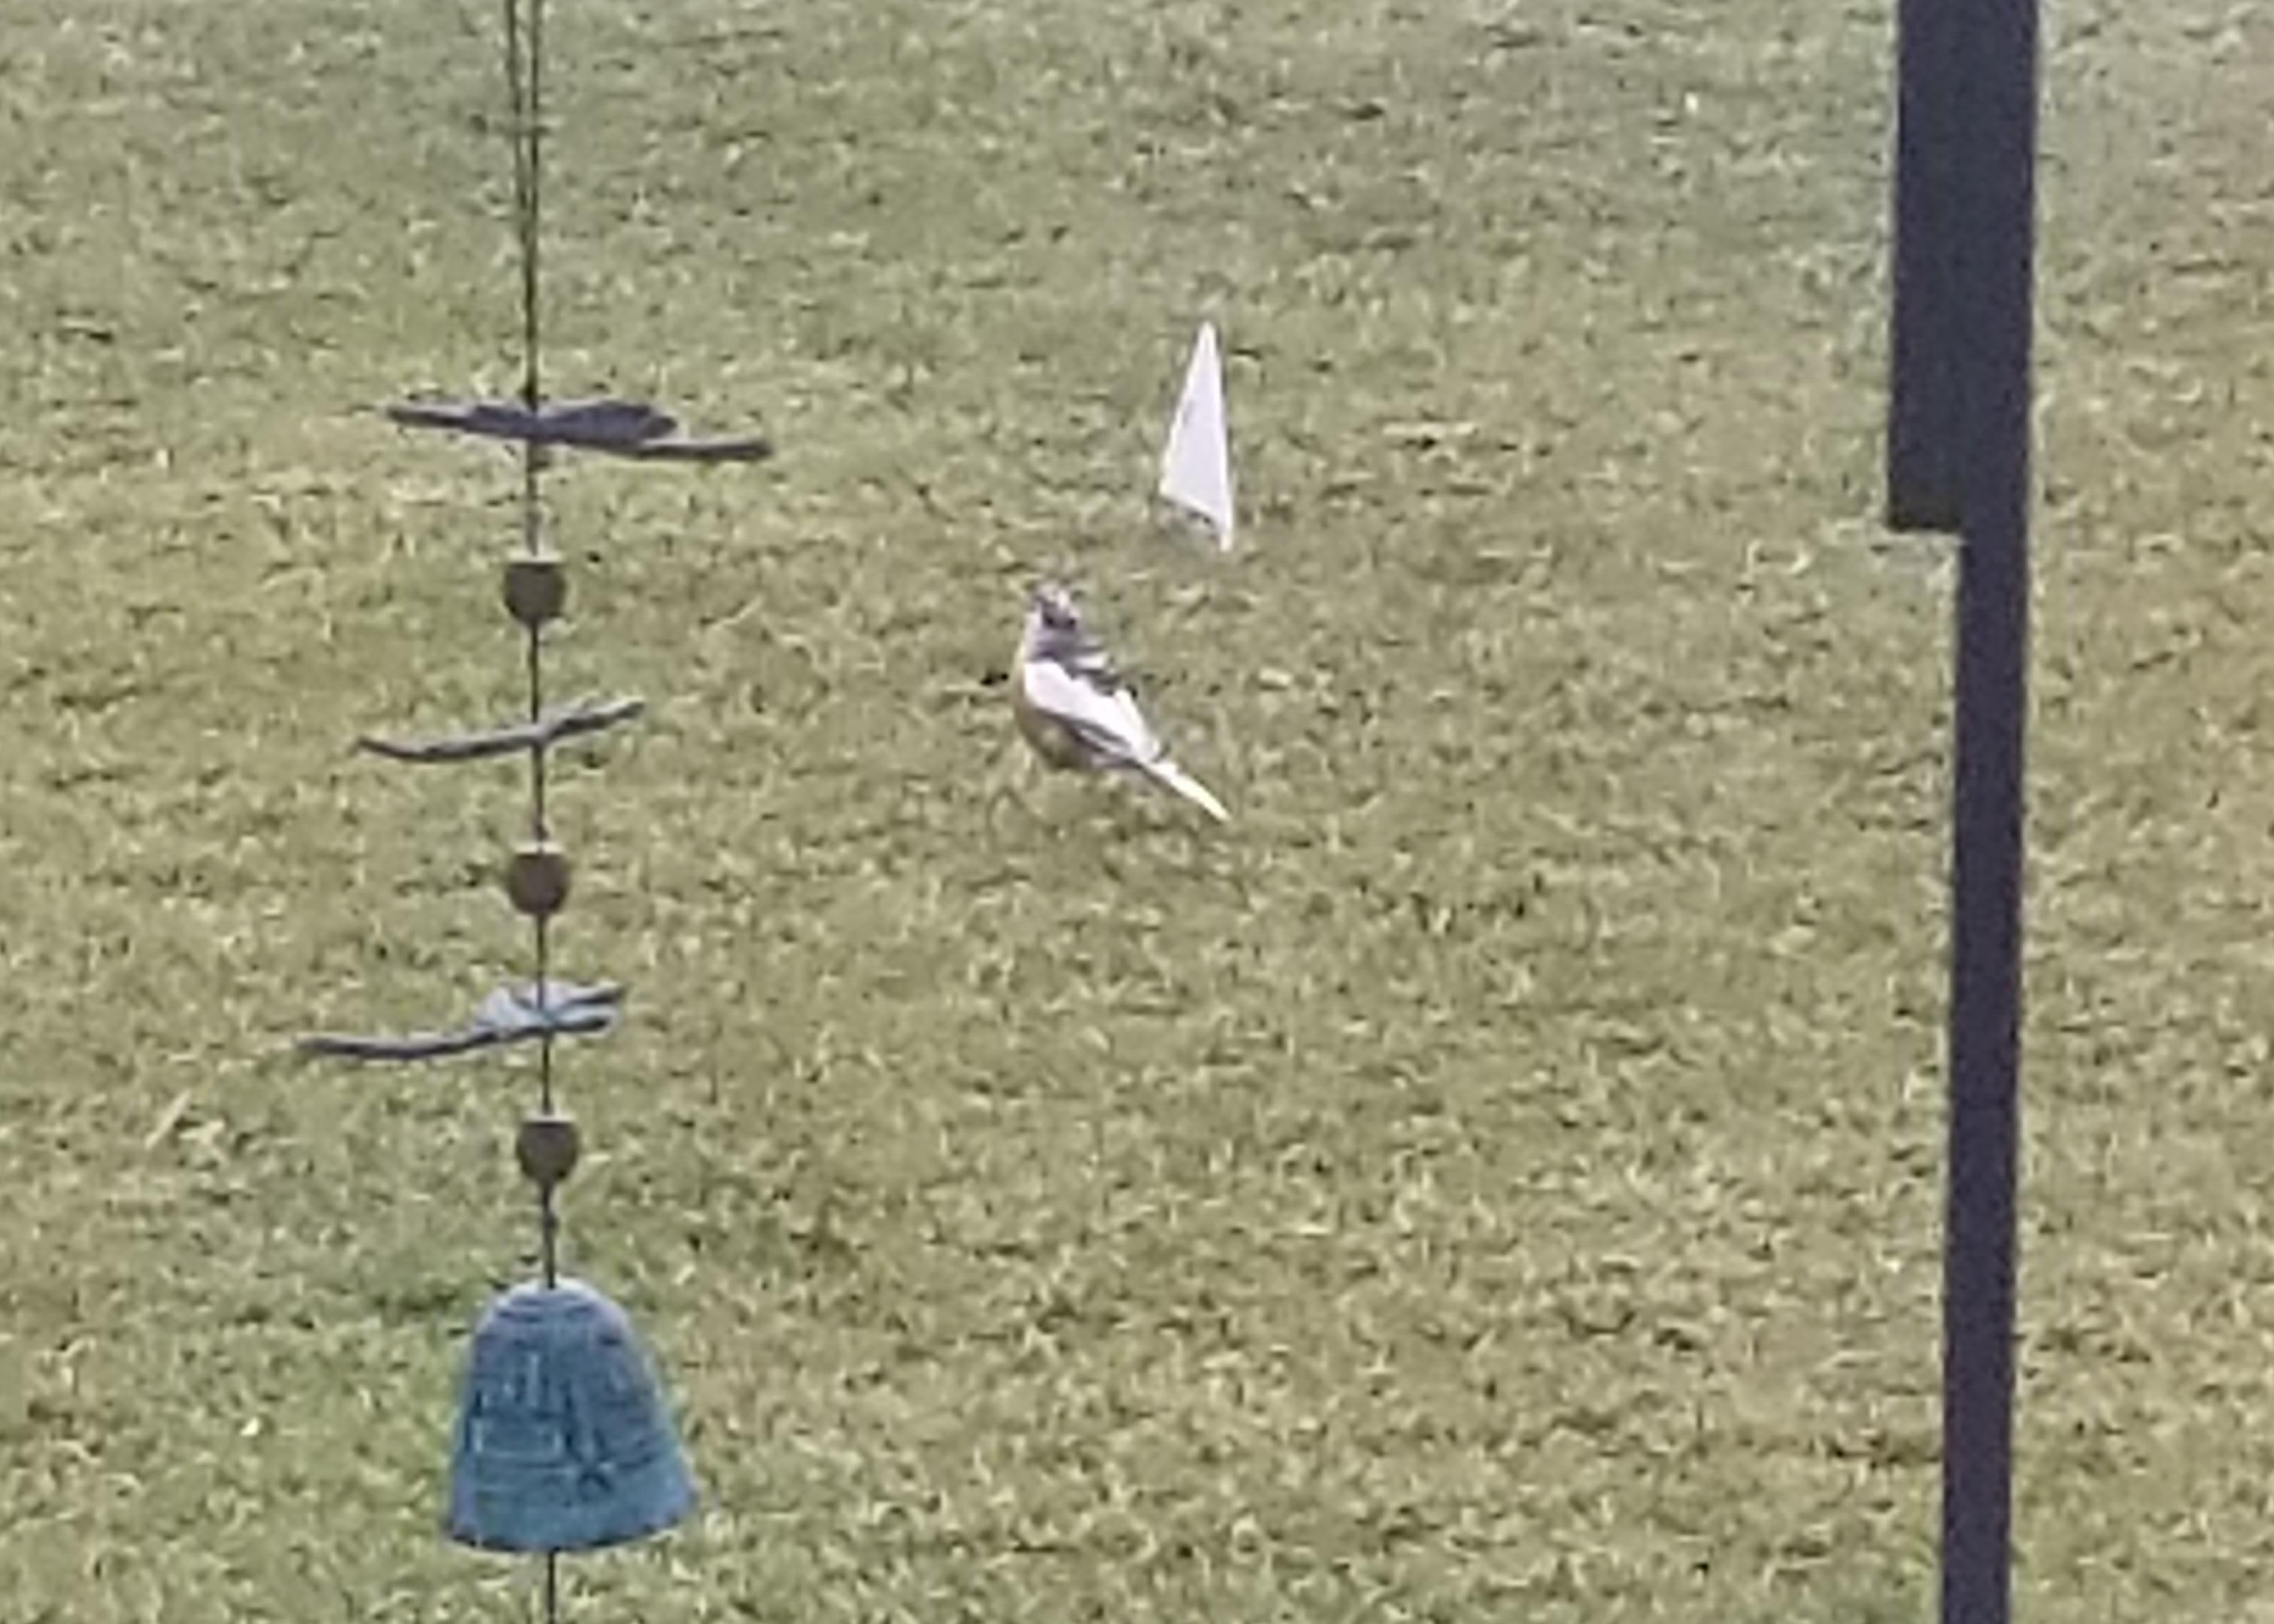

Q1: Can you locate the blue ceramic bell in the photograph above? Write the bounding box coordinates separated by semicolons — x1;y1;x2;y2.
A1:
445;1277;695;1552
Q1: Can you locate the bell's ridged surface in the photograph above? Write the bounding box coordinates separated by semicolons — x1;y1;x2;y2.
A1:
445;1279;694;1553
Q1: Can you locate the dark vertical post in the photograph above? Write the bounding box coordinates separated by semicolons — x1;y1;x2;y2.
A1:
1886;3;2040;1623
1885;0;1963;531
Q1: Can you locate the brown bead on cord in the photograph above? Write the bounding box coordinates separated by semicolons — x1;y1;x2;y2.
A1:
505;841;571;917
503;553;568;629
516;1112;582;1192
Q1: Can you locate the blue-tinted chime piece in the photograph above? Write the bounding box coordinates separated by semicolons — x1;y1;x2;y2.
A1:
298;979;624;1064
445;1277;695;1553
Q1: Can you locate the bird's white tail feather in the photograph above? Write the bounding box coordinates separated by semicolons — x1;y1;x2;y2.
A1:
1140;757;1229;823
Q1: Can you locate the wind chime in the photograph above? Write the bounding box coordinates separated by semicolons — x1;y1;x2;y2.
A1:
299;2;769;1616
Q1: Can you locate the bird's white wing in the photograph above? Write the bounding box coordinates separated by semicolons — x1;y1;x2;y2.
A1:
1021;656;1163;768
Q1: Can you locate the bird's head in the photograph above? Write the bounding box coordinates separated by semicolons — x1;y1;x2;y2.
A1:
1027;580;1083;636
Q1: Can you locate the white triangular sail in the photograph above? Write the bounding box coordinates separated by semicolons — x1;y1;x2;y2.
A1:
1157;321;1234;549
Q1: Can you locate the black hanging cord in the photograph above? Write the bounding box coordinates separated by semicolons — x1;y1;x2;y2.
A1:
502;0;559;1291
503;20;564;1624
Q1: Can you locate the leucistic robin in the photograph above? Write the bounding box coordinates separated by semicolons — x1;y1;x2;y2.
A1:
1011;581;1229;823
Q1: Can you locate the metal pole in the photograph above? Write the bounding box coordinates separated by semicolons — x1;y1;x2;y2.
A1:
1887;2;2041;1621
1885;0;1963;532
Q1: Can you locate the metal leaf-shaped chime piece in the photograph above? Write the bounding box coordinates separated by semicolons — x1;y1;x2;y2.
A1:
299;1;767;1614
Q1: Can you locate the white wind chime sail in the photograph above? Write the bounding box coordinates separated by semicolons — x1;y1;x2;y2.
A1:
1157;320;1235;549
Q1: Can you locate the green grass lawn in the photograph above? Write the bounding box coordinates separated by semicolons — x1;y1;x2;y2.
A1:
5;0;2274;1617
